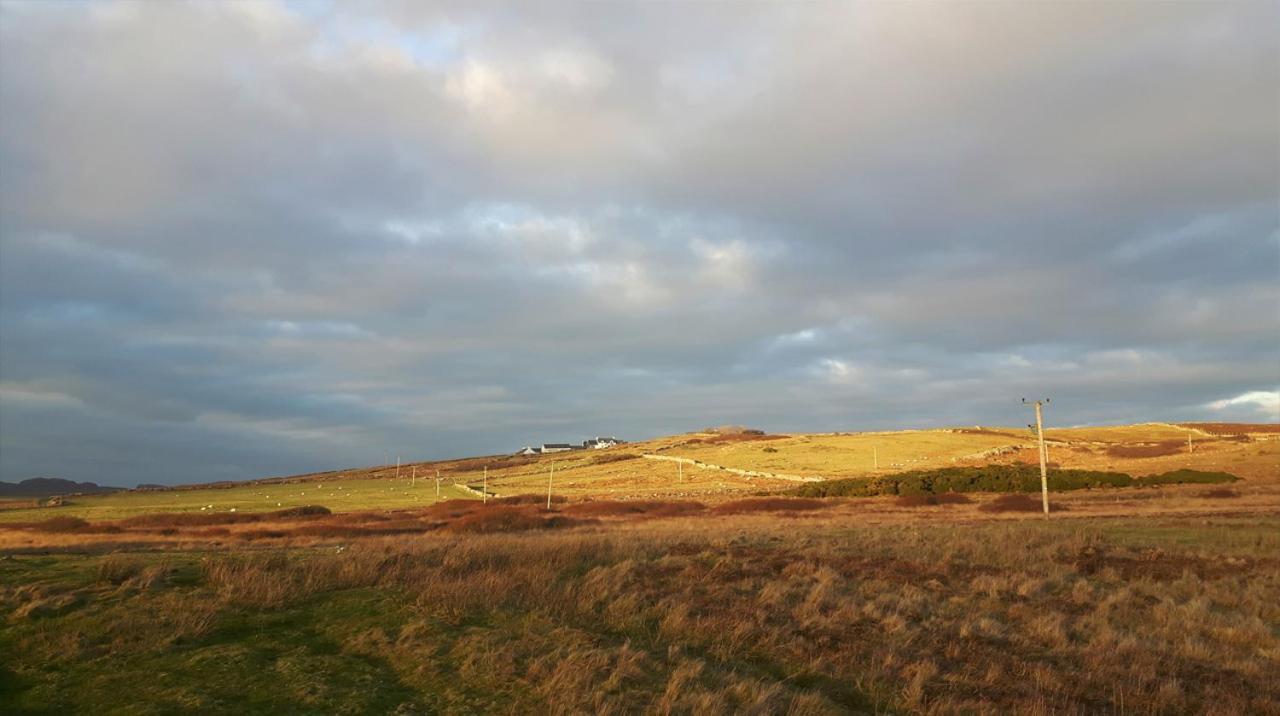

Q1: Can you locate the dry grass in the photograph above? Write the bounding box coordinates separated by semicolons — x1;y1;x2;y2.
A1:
4;515;1276;713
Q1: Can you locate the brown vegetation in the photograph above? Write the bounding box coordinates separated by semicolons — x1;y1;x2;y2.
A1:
711;497;829;513
688;432;788;445
590;452;640;465
444;504;593;534
1198;488;1241;499
30;516;90;532
1180;422;1280;435
1106;440;1186;458
979;494;1066;513
895;493;973;507
564;500;705;518
6;516;1275;714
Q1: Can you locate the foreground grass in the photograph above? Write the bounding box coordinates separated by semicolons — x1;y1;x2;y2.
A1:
3;515;1278;714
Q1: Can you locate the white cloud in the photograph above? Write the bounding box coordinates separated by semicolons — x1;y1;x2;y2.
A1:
1205;390;1280;417
816;358;862;386
537;49;613;92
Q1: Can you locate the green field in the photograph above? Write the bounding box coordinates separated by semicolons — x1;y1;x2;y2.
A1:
0;477;477;524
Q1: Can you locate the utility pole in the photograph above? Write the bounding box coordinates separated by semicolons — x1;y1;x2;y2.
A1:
396;456;401;480
411;465;416;487
1188;431;1194;454
873;445;878;471
483;466;488;504
435;469;441;500
678;460;683;482
547;464;555;510
1023;398;1051;518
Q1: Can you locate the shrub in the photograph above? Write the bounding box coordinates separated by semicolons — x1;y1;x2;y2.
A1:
1107;441;1185;458
712;498;829;514
494;494;568;506
791;464;1239;499
792;478;878;498
1141;469;1239;486
895;493;973;507
122;512;261;528
591;452;639;465
445;505;589;533
271;505;332;518
979;494;1064;513
447;454;539;472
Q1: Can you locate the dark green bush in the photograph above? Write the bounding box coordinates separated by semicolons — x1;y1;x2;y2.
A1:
790;464;1239;498
1140;469;1239;485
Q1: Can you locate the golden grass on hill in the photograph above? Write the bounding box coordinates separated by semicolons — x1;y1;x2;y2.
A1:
2;423;1275;532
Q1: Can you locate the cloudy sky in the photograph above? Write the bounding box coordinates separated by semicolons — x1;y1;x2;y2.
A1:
1;1;1276;487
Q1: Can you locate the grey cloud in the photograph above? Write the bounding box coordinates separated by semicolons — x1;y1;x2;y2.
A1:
1;1;1275;486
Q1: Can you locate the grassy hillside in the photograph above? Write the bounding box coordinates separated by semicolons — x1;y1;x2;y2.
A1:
2;423;1274;527
3;421;1278;713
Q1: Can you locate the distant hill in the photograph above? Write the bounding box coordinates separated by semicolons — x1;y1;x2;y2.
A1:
0;477;124;497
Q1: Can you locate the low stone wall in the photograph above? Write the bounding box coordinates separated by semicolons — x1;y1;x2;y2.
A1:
640;453;823;483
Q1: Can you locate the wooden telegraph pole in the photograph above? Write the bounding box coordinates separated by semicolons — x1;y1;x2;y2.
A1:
435;469;441;500
1023;398;1051;518
677;460;683;482
546;464;555;510
483;466;488;504
411;465;416;487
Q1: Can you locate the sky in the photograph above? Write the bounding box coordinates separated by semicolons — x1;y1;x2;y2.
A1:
1;1;1277;487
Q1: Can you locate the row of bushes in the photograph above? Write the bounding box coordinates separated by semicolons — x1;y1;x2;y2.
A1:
790;465;1239;498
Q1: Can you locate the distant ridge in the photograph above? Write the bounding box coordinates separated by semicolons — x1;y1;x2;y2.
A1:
0;477;124;497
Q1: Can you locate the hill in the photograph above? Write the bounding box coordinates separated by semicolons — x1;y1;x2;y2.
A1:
0;477;123;498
